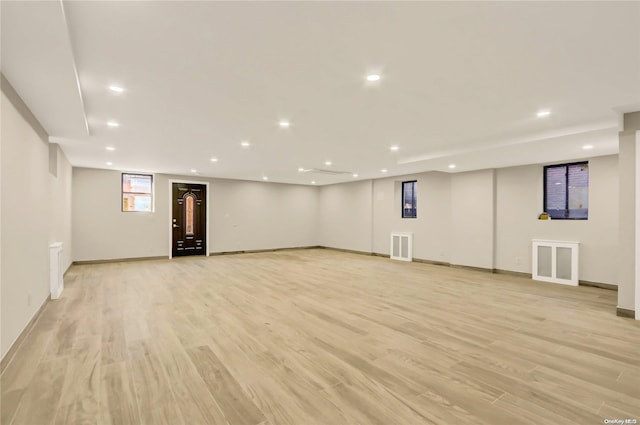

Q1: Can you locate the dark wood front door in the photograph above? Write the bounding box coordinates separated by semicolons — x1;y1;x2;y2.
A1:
172;183;206;257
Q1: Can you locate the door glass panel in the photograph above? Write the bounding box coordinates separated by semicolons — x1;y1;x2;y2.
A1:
556;247;572;280
185;194;195;236
537;245;552;277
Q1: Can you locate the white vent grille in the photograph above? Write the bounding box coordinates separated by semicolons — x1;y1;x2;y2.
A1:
49;242;64;299
532;239;579;285
390;232;413;262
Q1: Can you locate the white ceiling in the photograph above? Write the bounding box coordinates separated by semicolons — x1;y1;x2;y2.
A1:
2;1;639;185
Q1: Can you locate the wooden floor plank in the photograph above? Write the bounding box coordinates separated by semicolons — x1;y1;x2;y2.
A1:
128;341;183;425
100;361;140;425
9;357;68;425
187;345;266;425
53;335;101;425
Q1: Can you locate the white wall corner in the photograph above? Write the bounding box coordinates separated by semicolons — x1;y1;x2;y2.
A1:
635;130;640;319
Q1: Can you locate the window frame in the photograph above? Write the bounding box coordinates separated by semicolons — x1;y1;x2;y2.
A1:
121;172;154;212
543;161;588;220
401;180;417;219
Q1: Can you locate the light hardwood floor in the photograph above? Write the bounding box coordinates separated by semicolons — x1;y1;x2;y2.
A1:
2;248;639;425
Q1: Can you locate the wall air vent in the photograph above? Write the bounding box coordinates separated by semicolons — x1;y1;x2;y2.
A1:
532;239;579;285
390;232;413;261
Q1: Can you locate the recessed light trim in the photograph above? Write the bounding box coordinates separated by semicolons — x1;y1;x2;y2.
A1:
210;157;219;162
324;161;332;166
240;141;250;147
448;164;456;169
311;181;316;185
352;173;358;178
106;161;113;166
536;110;551;118
582;144;594;150
107;121;120;127
262;176;269;181
381;169;388;173
109;85;124;93
279;121;290;128
105;146;115;151
298;167;304;172
190;169;197;173
366;74;381;82
390;145;399;152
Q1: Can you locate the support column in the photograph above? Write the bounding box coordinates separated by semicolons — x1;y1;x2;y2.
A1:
618;111;640;318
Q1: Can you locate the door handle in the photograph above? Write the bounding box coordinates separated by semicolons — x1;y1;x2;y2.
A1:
172;224;179;228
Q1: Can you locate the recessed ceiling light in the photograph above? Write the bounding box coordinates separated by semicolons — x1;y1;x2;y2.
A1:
210;157;219;162
279;121;290;128
105;146;115;151
536;110;551;118
366;74;381;82
108;85;124;93
324;161;332;166
106;161;113;166
381;169;388;173
311;181;316;185
107;121;120;127
582;144;594;150
448;164;456;169
352;173;358;178
298;167;304;172
262;176;269;181
390;145;399;152
240;141;250;147
191;169;197;173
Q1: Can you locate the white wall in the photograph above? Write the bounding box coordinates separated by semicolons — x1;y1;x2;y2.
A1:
371;172;452;262
73;168;168;261
49;145;73;270
1;76;72;359
450;169;495;269
618;115;639;310
209;178;319;253
71;153;620;286
316;157;619;285
72;169;320;261
319;180;372;252
495;156;619;285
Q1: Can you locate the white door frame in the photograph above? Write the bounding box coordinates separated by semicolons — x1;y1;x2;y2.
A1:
168;179;210;259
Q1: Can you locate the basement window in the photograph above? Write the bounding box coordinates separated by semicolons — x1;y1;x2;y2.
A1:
544;162;588;219
402;181;417;218
122;173;153;212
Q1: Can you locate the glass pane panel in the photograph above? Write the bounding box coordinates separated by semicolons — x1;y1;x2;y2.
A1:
123;174;152;193
122;194;152;212
537;245;552;277
568;164;588;219
545;166;567;218
185;194;195;236
556;247;572;280
402;181;417;218
393;236;400;257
